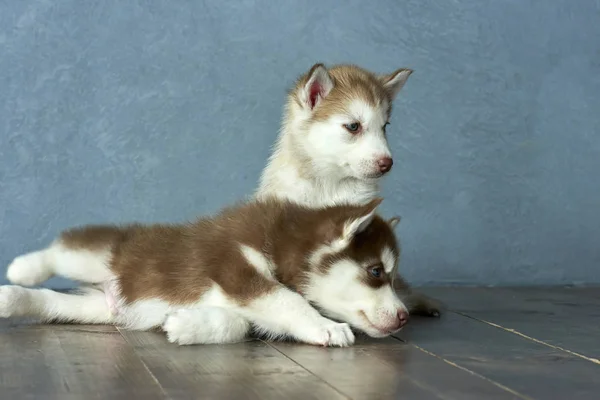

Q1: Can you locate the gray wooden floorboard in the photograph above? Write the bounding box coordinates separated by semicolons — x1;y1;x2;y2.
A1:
0;320;164;400
2;288;600;399
119;329;347;400
396;308;600;400
419;287;600;361
269;335;521;400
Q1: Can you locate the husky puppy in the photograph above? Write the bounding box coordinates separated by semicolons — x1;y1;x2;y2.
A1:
4;198;409;347
257;63;410;207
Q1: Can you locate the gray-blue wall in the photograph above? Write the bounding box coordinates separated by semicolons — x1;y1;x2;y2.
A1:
1;0;599;287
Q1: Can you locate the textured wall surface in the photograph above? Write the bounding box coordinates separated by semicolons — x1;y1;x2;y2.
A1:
1;0;600;287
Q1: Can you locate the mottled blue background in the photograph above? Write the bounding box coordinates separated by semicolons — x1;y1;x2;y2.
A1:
1;0;599;287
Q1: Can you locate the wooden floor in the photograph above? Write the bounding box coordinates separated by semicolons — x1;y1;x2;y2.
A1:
1;288;599;399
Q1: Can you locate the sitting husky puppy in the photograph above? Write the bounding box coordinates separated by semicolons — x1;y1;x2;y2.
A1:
257;63;409;207
4;198;408;347
257;63;439;316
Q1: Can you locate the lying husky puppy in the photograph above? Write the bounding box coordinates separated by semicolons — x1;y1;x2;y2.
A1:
257;63;440;316
4;198;408;347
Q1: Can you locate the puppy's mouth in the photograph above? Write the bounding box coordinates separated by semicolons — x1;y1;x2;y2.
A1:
362;172;384;180
358;311;395;337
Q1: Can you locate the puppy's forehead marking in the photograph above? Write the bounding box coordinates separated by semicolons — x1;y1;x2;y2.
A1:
381;247;397;274
308;239;349;268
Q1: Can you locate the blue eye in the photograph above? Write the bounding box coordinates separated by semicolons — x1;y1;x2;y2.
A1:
344;122;361;133
369;266;383;278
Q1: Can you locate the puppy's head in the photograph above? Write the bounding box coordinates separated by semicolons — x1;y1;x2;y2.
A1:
305;198;408;338
287;64;412;181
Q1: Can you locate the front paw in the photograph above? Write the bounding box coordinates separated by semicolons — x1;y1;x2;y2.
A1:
306;321;355;347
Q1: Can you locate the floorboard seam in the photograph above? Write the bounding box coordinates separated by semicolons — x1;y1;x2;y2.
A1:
116;327;170;399
389;336;455;399
455;311;600;366
390;336;533;400
263;341;353;400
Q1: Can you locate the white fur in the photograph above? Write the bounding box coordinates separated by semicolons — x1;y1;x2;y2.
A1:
0;285;113;324
163;307;250;345
6;251;52;286
381;247;397;274
240;286;354;347
257;65;410;208
159;284;354;347
239;244;275;280
116;298;172;331
103;279;120;315
299;98;391;181
118;284;237;332
307;237;348;266
7;241;112;286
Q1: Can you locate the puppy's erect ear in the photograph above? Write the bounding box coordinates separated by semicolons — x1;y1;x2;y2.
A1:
388;216;401;229
379;68;412;100
299;63;334;110
315;199;383;262
342;198;383;240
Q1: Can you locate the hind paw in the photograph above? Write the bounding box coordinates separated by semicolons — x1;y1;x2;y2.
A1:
7;252;52;287
163;307;249;345
0;285;30;318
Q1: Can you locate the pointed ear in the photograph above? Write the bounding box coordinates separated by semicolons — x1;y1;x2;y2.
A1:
299;63;334;110
379;68;412;100
342;198;383;239
388;216;401;229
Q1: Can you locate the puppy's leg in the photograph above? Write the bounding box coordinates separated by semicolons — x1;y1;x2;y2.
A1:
0;285;113;324
6;249;55;287
163;306;250;345
240;286;355;347
7;225;124;287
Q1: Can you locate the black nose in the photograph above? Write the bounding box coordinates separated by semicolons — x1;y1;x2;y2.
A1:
377;157;393;173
